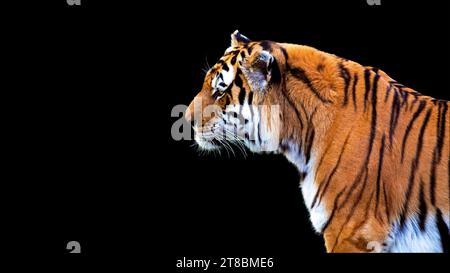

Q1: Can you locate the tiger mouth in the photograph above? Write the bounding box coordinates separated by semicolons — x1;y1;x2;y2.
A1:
193;125;223;150
191;119;227;150
194;133;222;150
193;120;248;152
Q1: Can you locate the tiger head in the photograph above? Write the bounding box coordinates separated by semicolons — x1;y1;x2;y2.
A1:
185;31;287;153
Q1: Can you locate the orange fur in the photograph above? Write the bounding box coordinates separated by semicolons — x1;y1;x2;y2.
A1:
186;33;449;252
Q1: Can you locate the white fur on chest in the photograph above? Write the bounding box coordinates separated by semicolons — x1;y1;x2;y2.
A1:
301;171;329;233
283;142;328;233
388;214;444;253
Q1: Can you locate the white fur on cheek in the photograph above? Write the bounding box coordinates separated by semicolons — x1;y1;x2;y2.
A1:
225;101;281;153
221;66;234;86
212;64;235;94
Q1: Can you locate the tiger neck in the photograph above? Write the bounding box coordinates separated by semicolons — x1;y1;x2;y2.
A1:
275;44;341;180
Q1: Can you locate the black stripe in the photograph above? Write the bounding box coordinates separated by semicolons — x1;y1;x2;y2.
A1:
247;91;253;105
280;88;304;130
430;104;442;207
321;186;347;233
340;166;369;212
212;91;222;100
384;83;393;103
382;179;390;223
332;170;369;251
317;63;325;72
224;83;233;95
371;73;380;123
436;102;443;155
299;171;307;182
389;90;401;145
339;162;368;213
269;58;282;84
304;126;315;165
363;69;371;112
217;60;229;72
238;88;246;105
351;190;376;243
280;46;289;63
437;101;448;162
352;73;358;111
400;109;432;229
430;101;448;206
279;141;289;153
375;134;386;220
257;107;262;144
418;179;427;231
259;40;272;52
336;71;380;210
222;63;229;72
314;142;334;182
224;95;230;106
401;91;409;108
246;45;253;56
410;90;423;97
366;73;379;164
290;67;331;103
230;54;238;65
311;176;327;210
311;131;351;209
338;74;379;211
436;209;450;253
410;95;419;111
234;70;246;105
298;100;310;121
303;107;317;165
217;59;226;66
401;100;427;162
339;63;351;106
234;69;243;88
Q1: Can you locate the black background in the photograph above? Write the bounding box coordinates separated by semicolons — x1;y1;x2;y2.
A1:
7;0;449;270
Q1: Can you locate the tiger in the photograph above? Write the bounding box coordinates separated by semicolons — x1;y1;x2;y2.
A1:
184;30;450;253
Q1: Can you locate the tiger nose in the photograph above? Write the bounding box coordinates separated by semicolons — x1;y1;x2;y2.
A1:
185;93;213;127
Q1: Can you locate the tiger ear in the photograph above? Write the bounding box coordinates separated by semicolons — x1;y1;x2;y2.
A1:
241;50;276;93
231;30;251;47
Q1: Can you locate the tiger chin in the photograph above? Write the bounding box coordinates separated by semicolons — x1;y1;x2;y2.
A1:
184;30;450;253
